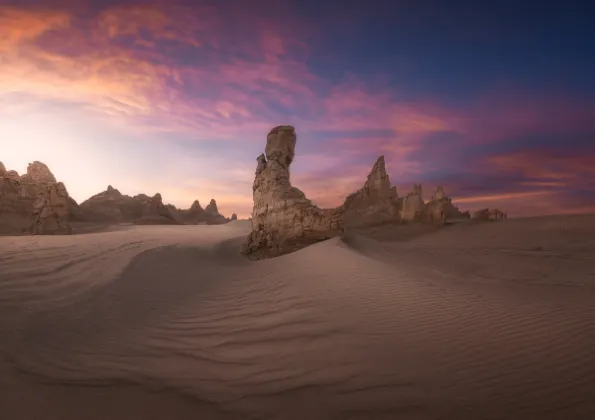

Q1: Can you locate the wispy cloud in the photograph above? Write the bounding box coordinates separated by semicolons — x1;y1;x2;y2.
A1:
1;1;594;217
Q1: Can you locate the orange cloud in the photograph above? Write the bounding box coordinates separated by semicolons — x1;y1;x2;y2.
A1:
0;7;71;51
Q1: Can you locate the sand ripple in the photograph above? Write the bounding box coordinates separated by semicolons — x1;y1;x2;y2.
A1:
1;217;595;419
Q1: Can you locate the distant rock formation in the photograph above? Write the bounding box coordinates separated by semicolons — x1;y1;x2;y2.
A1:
78;186;180;225
342;155;401;227
231;213;238;221
203;199;228;224
176;200;205;224
175;198;229;225
77;187;234;226
472;208;507;221
0;161;78;234
134;193;181;225
243;125;343;256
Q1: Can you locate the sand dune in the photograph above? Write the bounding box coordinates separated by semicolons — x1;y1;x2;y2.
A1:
1;216;595;419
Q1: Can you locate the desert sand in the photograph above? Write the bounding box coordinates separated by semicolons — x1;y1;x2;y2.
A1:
1;215;595;420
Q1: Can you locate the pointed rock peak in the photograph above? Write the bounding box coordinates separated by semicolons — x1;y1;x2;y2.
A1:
205;198;219;214
106;185;122;196
364;155;391;192
190;199;203;211
0;161;6;176
153;193;162;199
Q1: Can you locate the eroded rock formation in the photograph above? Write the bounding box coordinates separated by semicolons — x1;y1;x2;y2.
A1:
31;183;72;234
0;161;77;234
342;155;401;227
231;213;238;221
243;125;343;256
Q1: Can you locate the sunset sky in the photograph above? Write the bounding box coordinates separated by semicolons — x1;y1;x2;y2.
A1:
1;0;594;218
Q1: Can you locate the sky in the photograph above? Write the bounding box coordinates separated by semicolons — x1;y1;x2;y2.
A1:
1;0;594;218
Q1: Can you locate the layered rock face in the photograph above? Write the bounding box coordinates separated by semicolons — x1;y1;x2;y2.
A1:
243;125;343;256
342;155;401;228
0;161;78;234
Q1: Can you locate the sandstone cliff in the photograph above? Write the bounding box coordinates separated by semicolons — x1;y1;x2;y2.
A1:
243;125;343;257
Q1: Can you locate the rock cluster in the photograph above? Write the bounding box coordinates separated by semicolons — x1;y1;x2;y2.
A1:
472;208;508;221
78;187;180;225
78;187;232;226
175;198;229;225
242;125;493;257
242;125;343;256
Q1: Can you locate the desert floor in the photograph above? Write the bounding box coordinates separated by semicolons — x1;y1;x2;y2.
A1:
0;215;594;420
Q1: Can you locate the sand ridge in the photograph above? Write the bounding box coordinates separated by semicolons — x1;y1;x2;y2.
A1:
1;216;595;419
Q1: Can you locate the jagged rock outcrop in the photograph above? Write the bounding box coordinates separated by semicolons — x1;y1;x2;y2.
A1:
0;161;6;177
342;155;401;227
231;213;237;221
243;125;343;256
0;161;77;234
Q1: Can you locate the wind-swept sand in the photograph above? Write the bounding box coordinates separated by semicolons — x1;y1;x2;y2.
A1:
1;215;594;419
